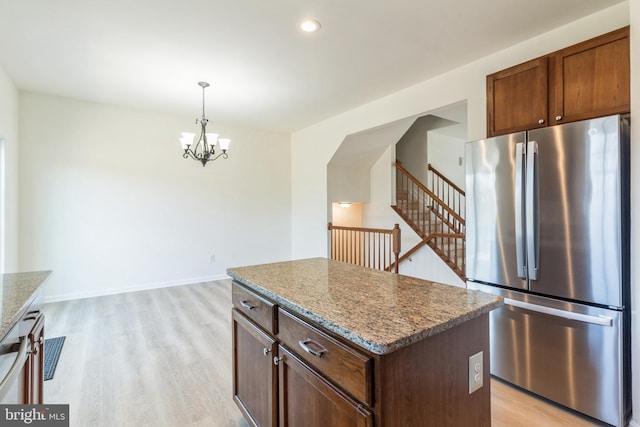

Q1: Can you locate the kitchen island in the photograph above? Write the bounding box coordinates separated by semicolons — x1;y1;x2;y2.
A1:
0;271;51;404
227;258;502;427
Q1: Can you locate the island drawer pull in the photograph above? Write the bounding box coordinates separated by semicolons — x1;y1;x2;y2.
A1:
240;300;255;311
299;339;328;358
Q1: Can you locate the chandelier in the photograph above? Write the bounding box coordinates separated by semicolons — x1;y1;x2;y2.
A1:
179;82;230;167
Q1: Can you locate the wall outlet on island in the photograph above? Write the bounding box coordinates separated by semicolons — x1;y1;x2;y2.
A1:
468;351;483;394
209;254;216;263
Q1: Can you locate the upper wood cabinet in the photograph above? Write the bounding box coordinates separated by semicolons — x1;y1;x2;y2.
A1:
487;26;629;137
550;27;630;125
487;57;548;137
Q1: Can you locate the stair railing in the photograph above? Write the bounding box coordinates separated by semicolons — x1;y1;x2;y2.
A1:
328;223;401;273
395;162;464;235
427;163;465;222
394;161;465;279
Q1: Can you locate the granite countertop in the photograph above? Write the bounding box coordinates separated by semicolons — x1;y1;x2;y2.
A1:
227;258;502;355
0;271;51;340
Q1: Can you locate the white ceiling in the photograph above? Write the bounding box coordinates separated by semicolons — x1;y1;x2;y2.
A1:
0;0;625;132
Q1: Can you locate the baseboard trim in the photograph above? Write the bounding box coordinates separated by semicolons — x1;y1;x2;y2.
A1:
43;274;231;303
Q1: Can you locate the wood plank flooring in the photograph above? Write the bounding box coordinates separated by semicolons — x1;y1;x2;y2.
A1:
44;280;602;427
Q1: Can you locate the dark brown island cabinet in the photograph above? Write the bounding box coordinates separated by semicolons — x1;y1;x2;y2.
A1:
228;258;502;427
487;26;630;137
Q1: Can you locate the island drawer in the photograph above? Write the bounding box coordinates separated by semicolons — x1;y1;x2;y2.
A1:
277;308;373;406
232;282;277;334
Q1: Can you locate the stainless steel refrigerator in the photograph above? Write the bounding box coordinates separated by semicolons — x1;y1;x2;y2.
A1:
465;115;630;427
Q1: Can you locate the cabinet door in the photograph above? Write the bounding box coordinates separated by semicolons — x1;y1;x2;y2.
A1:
551;26;629;125
232;309;277;427
487;57;548;137
277;345;373;427
27;314;45;404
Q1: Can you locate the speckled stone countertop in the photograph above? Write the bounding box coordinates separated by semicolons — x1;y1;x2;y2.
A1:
227;258;502;355
0;271;51;340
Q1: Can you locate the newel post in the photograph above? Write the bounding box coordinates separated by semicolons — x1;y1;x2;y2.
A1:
392;224;401;273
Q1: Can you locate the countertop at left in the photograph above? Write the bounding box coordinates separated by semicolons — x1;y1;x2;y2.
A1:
0;271;51;340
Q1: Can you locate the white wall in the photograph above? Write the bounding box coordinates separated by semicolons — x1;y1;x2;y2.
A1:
0;65;19;273
18;92;291;301
427;131;466;190
396;115;458;184
292;3;636;425
398;247;465;288
327;165;370;203
362;145;398;229
395;117;429;183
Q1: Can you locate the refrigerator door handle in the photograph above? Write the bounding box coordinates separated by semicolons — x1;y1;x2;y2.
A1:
526;141;539;280
504;298;613;327
515;142;526;278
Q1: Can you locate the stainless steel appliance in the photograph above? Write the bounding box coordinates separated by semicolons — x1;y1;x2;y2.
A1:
465;115;630;426
0;323;29;403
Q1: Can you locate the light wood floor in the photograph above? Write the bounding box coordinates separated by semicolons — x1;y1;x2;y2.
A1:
44;280;603;427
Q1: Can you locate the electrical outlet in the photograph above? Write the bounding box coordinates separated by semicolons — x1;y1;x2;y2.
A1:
468;351;483;394
209;254;216;263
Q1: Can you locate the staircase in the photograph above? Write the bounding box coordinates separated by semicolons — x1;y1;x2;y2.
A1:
392;161;466;280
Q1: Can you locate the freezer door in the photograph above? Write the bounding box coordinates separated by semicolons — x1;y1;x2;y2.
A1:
465;132;527;289
491;292;626;426
527;115;625;307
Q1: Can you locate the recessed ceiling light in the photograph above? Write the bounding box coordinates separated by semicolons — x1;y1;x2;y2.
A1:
300;19;320;32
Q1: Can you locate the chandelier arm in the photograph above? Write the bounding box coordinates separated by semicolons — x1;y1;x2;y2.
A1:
209;152;229;162
183;150;199;161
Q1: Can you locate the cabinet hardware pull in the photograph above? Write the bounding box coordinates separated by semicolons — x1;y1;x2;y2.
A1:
298;339;327;358
240;300;255;310
273;356;284;366
555;115;562;121
538;119;545;124
263;348;272;356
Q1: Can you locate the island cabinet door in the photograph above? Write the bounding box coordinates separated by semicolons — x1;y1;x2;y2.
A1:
26;313;45;404
232;309;278;427
277;345;373;427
